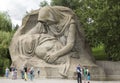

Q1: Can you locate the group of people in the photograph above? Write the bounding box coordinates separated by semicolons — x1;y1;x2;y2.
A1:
5;66;17;80
5;64;90;83
76;64;91;83
20;66;36;81
5;66;40;81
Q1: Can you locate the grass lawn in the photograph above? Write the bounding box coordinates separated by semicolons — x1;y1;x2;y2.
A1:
92;45;108;60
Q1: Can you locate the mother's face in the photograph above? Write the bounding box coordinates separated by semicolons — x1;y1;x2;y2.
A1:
38;7;59;26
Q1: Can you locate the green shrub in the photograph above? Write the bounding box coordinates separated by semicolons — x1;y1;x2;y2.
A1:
92;45;108;60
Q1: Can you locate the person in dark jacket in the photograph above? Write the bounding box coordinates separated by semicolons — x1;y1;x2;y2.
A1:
76;64;82;83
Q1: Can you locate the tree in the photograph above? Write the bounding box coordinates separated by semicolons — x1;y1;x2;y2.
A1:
0;31;14;75
0;11;13;75
51;0;80;10
96;0;120;60
14;24;19;31
39;0;49;7
51;0;120;61
0;12;12;32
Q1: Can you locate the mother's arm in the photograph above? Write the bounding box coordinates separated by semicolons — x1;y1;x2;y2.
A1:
56;23;76;56
47;23;76;63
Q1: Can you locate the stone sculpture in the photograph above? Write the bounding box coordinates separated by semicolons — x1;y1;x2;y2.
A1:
9;6;105;79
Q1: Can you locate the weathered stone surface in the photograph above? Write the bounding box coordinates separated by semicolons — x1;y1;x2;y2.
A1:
97;61;120;80
9;6;105;80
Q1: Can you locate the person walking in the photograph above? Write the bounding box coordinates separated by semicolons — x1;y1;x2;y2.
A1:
87;70;90;83
11;66;15;80
14;69;17;79
76;64;82;83
24;65;28;81
27;67;31;80
30;67;34;81
5;67;9;78
20;67;24;79
83;67;87;83
11;69;14;79
37;68;40;77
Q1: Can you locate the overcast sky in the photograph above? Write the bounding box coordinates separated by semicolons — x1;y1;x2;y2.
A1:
0;0;51;26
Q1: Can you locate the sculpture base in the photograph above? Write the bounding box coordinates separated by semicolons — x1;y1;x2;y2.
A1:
12;56;106;80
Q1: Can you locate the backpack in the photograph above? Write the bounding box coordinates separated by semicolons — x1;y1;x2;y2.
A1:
76;66;81;73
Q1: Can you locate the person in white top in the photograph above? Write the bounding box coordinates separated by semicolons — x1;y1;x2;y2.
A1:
5;67;9;78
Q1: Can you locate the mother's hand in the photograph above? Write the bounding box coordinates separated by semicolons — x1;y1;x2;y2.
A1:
43;54;50;62
44;53;59;64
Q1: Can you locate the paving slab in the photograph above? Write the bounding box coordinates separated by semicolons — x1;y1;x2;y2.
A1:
0;79;120;83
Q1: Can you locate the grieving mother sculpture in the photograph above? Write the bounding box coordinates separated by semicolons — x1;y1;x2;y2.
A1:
9;6;105;79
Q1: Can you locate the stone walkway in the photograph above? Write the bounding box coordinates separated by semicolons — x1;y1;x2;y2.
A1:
0;79;120;83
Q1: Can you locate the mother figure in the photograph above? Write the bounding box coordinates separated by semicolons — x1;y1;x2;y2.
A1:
9;6;93;77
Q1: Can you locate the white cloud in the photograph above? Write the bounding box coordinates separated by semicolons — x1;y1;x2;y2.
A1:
0;0;51;26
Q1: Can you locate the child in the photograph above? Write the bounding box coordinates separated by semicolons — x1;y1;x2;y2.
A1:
87;71;90;83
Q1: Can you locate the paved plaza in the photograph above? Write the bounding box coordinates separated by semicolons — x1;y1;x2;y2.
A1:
0;79;120;83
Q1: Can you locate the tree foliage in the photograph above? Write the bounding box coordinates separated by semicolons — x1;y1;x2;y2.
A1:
51;0;80;10
0;12;12;32
97;0;120;60
0;11;13;75
39;0;49;7
14;24;19;31
0;31;14;75
51;0;120;61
